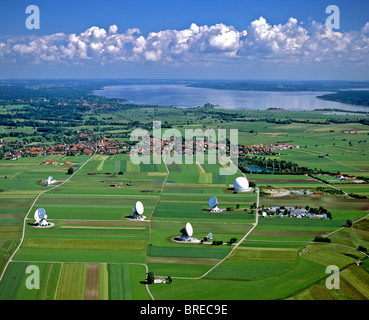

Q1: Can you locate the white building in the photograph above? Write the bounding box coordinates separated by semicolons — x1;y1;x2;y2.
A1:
233;176;252;192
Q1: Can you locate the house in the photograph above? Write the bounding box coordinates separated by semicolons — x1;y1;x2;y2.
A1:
154;276;166;284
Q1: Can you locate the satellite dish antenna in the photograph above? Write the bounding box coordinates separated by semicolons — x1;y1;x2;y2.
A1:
34;208;46;222
185;222;193;237
46;176;53;186
209;196;218;208
135;201;144;215
209;196;222;213
34;208;47;225
130;201;145;220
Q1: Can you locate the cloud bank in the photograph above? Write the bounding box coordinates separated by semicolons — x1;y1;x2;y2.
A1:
1;17;369;67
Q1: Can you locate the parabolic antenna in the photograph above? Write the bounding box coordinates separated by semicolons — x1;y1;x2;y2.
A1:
209;196;218;208
135;201;144;215
185;222;193;237
34;208;46;222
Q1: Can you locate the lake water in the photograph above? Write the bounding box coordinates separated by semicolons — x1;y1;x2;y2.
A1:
94;84;368;112
247;165;280;174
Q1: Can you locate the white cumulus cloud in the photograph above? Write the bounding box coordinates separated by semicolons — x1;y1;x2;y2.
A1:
0;18;368;67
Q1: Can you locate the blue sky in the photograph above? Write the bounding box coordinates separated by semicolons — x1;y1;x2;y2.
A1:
0;0;369;79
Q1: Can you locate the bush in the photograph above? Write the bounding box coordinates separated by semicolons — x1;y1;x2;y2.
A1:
226;207;234;211
346;219;353;227
228;238;237;245
67;167;74;175
313;236;331;243
358;246;367;253
212;240;223;246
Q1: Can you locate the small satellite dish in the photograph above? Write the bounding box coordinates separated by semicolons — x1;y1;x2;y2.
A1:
209;196;218;208
185;222;193;237
135;201;144;215
34;208;46;222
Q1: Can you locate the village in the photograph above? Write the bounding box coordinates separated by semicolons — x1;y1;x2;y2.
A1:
0;129;300;160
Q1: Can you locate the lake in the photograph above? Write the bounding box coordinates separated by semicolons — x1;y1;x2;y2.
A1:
93;84;368;112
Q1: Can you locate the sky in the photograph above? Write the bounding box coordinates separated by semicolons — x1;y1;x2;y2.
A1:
0;0;369;80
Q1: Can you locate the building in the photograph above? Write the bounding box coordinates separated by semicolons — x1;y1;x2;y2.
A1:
154;276;166;284
233;176;252;192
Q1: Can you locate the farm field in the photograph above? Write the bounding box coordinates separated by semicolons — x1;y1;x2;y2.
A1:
1;121;369;301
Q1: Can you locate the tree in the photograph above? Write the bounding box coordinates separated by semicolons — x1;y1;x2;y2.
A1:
358;246;367;253
346;219;353;227
167;276;172;284
146;272;155;284
313;236;331;243
67;167;74;175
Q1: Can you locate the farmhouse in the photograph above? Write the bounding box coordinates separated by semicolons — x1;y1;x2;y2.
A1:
154;276;166;284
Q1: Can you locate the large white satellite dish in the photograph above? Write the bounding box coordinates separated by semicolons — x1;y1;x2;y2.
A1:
175;222;200;243
128;201;146;220
135;201;144;215
34;208;46;222
209;196;218;208
185;222;193;237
